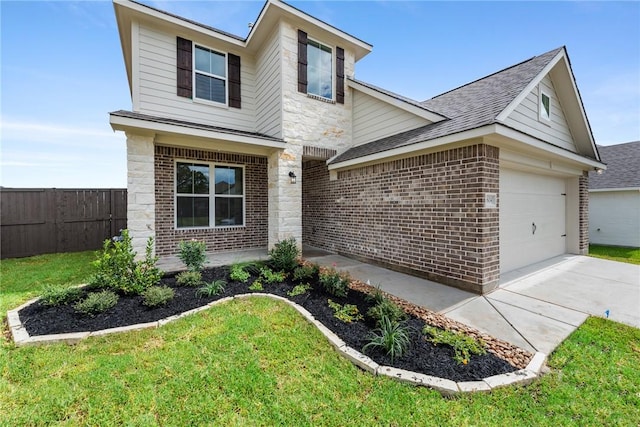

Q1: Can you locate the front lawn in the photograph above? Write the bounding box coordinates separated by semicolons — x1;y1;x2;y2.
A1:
589;244;640;265
2;253;639;425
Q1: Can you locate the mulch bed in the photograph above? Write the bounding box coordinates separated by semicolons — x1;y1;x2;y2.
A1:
19;265;521;383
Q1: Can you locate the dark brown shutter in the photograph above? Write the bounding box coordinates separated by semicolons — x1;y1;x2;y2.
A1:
336;46;345;104
176;37;192;98
228;53;241;108
297;30;308;93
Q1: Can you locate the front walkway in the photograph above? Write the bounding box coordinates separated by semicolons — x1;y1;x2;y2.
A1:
304;247;640;355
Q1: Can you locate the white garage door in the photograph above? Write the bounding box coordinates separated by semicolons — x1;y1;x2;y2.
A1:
500;169;567;273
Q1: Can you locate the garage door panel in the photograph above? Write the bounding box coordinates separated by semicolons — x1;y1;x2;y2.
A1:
500;169;567;274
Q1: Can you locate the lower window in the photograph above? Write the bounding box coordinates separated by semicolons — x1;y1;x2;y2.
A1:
176;162;244;228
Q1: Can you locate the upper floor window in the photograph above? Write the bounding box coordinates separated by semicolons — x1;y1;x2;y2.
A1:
539;90;551;122
307;40;333;99
194;45;227;104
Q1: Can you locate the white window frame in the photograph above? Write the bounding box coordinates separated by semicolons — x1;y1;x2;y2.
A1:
174;160;245;229
193;43;228;106
539;89;551;123
307;38;334;101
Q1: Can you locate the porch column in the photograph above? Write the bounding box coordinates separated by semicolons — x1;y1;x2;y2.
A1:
126;132;155;257
268;145;303;249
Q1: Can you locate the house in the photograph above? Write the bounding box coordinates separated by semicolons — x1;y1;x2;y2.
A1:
109;0;604;294
589;141;640;247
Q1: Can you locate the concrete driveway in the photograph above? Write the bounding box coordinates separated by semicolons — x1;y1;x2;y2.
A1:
304;248;640;355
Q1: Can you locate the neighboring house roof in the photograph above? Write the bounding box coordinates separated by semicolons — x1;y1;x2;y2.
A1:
331;47;564;164
589;141;640;189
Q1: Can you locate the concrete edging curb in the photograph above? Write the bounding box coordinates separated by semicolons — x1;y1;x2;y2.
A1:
7;292;546;395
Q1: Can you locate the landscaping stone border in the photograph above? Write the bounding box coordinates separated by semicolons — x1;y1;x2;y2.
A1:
7;292;546;396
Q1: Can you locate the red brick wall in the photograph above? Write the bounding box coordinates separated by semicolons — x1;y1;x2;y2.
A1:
303;144;500;293
154;146;268;256
579;171;589;254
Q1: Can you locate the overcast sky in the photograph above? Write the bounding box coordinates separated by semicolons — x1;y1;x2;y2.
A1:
1;0;639;188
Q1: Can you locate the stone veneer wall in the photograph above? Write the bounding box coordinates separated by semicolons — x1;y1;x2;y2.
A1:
154;145;268;256
126;133;156;256
303;144;501;294
578;171;589;254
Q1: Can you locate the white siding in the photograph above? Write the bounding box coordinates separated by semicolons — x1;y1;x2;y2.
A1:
504;75;577;152
352;90;430;145
589;191;640;247
255;27;282;138
136;24;257;132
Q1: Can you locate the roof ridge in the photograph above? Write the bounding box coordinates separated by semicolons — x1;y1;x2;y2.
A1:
424;46;564;102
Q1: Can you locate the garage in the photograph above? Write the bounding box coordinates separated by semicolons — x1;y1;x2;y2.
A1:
499;168;567;273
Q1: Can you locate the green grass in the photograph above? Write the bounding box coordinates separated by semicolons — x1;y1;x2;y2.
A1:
2;253;639;425
589;244;640;265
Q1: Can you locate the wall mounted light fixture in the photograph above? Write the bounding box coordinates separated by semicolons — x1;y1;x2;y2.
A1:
288;171;297;184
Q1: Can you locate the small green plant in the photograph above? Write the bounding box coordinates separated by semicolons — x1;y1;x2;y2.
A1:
89;229;162;295
229;263;251;283
287;283;312;297
423;326;486;365
196;279;227;298
362;316;411;363
367;297;407;327
176;270;202;287
249;280;264;291
327;299;363;323
260;267;286;284
178;239;207;272
293;264;317;282
268;237;300;272
142;285;175;307
74;290;119;316
319;268;350;298
39;284;83;306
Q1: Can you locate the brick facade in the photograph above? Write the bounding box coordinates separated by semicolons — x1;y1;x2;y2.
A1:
578;171;589;254
303;144;501;293
154;146;268;256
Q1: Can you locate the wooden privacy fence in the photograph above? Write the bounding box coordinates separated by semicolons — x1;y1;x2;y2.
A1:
1;188;127;259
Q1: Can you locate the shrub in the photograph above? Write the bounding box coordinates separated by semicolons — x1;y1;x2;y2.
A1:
362;316;411;363
142;285;175;307
287;283;312;297
367;297;407;327
268;238;300;272
260;267;286;284
177;239;206;272
89;229;162;295
327;299;363;323
423;326;486;365
39;284;83;306
176;270;202;287
74;290;119;316
319;268;350;298
229;263;251;283
196;280;227;298
293;264;318;282
249;280;263;291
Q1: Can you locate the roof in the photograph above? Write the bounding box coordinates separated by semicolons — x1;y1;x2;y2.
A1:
589;141;640;189
330;47;564;164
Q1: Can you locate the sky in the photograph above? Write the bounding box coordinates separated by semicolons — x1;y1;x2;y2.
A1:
1;0;639;188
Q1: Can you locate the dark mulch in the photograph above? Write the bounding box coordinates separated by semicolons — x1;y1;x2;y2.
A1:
19;265;516;382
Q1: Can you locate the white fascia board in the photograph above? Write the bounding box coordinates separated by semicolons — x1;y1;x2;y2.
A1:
109;114;287;150
328;125;494;170
495;124;606;170
589;187;640;193
496;49;565;122
348;80;446;122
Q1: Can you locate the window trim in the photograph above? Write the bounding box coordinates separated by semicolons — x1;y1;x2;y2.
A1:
174;160;246;230
306;37;335;101
193;43;228;106
539;89;551;123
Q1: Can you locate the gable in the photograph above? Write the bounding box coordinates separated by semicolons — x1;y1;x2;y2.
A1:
503;74;578;152
352;89;433;146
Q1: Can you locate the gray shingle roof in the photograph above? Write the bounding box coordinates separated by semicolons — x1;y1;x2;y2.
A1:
330;47;564;164
589;141;640;189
